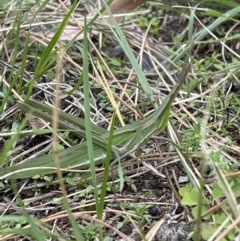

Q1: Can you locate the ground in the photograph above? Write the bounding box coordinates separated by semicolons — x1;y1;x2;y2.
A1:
0;1;240;241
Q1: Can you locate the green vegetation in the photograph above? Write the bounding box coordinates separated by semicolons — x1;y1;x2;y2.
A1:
0;0;240;240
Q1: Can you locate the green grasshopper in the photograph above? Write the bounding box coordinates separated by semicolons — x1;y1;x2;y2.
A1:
0;51;192;179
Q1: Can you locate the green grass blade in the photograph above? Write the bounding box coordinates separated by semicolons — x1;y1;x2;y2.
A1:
0;11;22;114
64;73;83;95
99;111;116;217
171;6;240;63
81;15;101;220
0;119;27;166
63;0;115;51
25;0;78;102
18;31;30;94
99;2;154;101
34;1;77;78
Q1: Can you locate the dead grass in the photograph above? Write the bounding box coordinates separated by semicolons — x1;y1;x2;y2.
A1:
1;1;240;240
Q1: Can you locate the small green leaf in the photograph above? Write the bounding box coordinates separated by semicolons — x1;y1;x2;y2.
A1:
15;223;22;229
144;148;152;154
43;176;52;182
228;229;237;240
85;185;93;193
179;186;192;196
46;70;54;80
51;198;61;205
117;222;124;229
189;187;200;203
24;200;31;207
32;175;40;179
212;186;223;199
213;64;223;70
81;172;92;181
232;57;239;64
110;58;121;66
131;184;137;192
66;177;76;186
214;213;227;224
192;205;210;220
201;223;218;240
232;183;240;192
181;192;198;206
105;236;113;241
